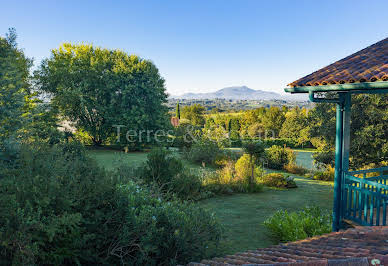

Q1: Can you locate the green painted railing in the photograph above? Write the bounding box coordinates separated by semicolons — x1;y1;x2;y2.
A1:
342;166;388;226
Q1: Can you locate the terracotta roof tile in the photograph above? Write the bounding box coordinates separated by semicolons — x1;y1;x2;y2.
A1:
289;37;388;87
190;226;388;265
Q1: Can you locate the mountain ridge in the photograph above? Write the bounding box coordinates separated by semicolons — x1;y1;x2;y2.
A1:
170;86;307;101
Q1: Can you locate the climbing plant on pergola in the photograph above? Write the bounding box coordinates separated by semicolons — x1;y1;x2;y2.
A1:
285;37;388;231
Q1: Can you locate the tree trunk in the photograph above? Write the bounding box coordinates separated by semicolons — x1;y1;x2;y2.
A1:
250;155;254;187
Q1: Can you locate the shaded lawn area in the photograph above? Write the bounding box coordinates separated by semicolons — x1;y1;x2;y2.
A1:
89;149;333;255
88;149;149;171
199;177;333;255
88;149;214;173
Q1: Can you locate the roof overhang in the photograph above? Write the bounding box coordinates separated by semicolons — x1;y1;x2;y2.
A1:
284;81;388;94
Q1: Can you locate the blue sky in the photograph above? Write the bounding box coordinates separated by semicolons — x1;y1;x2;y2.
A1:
1;0;387;95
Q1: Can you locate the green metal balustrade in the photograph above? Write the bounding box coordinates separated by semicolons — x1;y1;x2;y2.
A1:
343;167;388;226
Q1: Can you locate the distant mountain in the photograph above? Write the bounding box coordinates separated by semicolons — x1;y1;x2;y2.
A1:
171;86;307;101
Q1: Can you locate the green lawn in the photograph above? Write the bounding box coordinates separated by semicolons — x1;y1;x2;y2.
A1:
88;149;213;173
294;150;316;170
89;149;333;255
88;149;149;171
198;176;333;255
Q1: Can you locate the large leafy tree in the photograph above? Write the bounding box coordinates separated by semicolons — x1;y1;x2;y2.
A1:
181;104;205;126
262;106;286;137
309;94;388;169
279;107;309;145
35;44;169;145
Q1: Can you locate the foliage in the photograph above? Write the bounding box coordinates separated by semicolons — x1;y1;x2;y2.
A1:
242;140;266;187
279;107;309;147
263;206;331;243
0;28;32;146
266;145;295;170
309;94;388;169
203;159;263;194
262;106;286;137
235;154;264;180
284;163;309;176
0;142;122;265
313;148;335;168
313;165;335;181
138;147;202;200
260;173;297;188
204;125;229;147
0;142;222;265
184;139;221;165
35;43;169;146
181;104;206;126
172;122;202;149
117;184;223;265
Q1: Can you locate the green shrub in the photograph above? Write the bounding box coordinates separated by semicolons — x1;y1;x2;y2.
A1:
184;139;221;165
0;142;126;265
235;154;264;180
0;142;223;265
264;206;332;243
117;183;223;265
313;168;335;181
202;158;263;194
139;147;184;186
171;171;203;200
172;122;202;149
138;147;202;200
284;163;309;175
266;145;296;170
260;173;297;188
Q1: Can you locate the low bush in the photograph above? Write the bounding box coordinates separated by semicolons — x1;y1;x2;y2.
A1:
284;163;309;175
0;142;223;265
138;147;184;186
138;147;203;200
313;165;335;181
235;154;264;180
266;145;296;170
264;206;332;243
214;149;242;168
117;183;223;265
184;139;221;166
260;173;297;188
202;157;264;194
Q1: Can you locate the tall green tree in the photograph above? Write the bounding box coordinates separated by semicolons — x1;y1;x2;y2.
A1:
262;107;286;138
181;104;205;126
176;102;181;119
0;28;32;147
35;43;169;145
279;107;309;145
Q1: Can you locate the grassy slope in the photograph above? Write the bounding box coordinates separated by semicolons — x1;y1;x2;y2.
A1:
88;149;333;255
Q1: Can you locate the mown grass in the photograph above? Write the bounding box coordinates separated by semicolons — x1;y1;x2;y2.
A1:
89;149;333;255
199;176;333;254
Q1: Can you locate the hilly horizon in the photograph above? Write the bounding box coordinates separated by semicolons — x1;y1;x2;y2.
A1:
171;86;308;101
